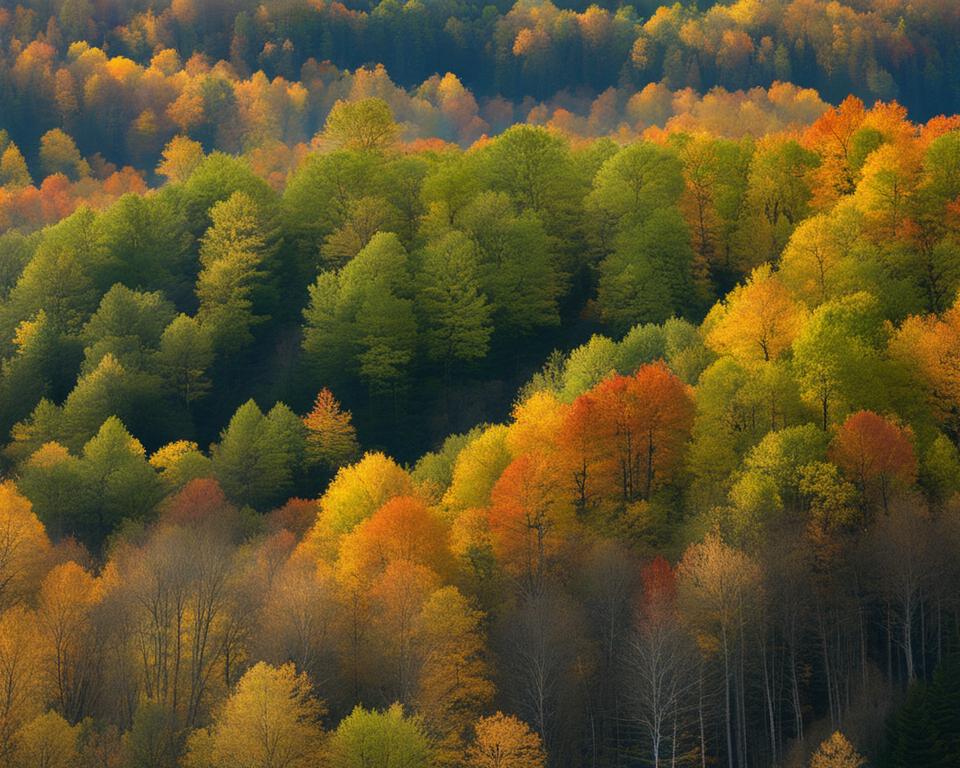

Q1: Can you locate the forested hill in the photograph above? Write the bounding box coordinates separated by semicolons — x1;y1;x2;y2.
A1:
2;0;959;127
1;1;960;767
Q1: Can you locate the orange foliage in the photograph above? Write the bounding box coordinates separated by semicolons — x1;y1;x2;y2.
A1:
587;363;695;503
829;411;917;512
338;496;451;584
488;454;575;591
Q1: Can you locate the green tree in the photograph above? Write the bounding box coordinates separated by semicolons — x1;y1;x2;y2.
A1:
281;150;382;286
456;192;559;335
597;207;694;333
196;191;276;356
17;442;87;540
38;129;89;180
0;311;81;436
324;704;432;768
181;152;275;235
79;417;162;544
81;285;176;372
417;231;492;370
322;98;399;152
5;231;98;336
93;194;192;298
586;141;684;251
156;315;213;406
792;292;887;429
13;710;80;768
210;400;303;510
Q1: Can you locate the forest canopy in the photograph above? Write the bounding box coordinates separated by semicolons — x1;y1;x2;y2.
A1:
1;1;960;768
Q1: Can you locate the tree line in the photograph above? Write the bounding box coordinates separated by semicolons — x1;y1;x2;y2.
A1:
3;0;959;126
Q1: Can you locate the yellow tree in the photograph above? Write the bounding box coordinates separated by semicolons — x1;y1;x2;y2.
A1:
778;210;856;307
855;143;921;243
0;607;45;763
186;662;323;768
442;426;512;512
303;389;359;472
810;731;866;768
156;135;205;184
322;98;399;152
0;481;52;611
466;713;546;768
413;586;494;765
13;711;79;768
705;264;806;363
889;301;960;428
314;452;414;537
677;534;761;768
36;562;102;722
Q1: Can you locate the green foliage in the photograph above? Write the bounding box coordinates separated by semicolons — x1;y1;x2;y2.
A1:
598;208;695;333
211;399;305;510
325;704;433;768
416;232;492;367
196;191;277;355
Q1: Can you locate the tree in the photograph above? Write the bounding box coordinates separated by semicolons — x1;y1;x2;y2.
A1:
677;534;761;768
802;95;868;206
320;195;400;268
589;362;695;504
79;416;162;544
313;452;413;537
211;400;303;510
81;284;175;370
442;425;512;511
16;443;86;540
829;411;917;514
779;210;859;307
413;587;493;765
6;226;97;335
587;141;684;248
186;663;323;768
488;453;575;593
93;193;192;297
196;191;276;355
628;556;698;767
705;264;806;363
324;704;432;768
455;192;559;335
0;481;52;610
39;129;89;180
0;607;44;762
157;315;214;406
597;207;695;333
338;496;450;583
810;731;865;768
303;389;358;472
37;562;102;722
58;354;133;451
322;98;399;152
335;232;418;394
0;144;32;188
417;231;493;370
157;136;204;183
466;713;546;768
149;441;213;490
481;125;578;220
792;293;886;430
13;711;79;768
